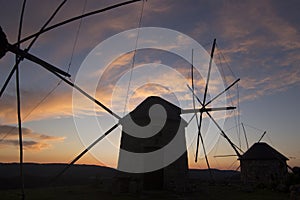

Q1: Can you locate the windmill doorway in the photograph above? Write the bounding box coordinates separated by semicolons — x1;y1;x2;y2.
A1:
143;168;164;190
142;146;164;190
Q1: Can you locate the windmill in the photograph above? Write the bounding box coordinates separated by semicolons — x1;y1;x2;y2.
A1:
0;0;242;196
238;127;290;187
113;37;241;191
213;122;267;167
0;0;143;199
212;120;293;188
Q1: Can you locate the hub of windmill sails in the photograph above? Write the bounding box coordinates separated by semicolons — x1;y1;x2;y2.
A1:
0;26;8;59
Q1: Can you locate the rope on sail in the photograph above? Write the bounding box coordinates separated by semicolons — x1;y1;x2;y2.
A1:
123;0;145;115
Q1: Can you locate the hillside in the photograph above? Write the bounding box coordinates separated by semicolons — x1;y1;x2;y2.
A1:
0;163;116;189
0;163;240;189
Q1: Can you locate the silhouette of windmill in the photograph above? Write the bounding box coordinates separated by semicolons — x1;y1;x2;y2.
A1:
0;1;143;199
0;0;242;196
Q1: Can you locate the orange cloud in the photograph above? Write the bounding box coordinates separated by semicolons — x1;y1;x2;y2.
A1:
1;140;51;151
0;125;65;151
0;88;74;124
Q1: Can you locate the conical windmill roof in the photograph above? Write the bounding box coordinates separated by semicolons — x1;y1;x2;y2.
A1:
123;96;186;124
239;142;288;161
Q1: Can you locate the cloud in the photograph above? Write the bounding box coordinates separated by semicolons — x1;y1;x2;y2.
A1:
1;0;299;124
210;0;300;61
238;68;300;101
1;140;50;151
0;125;65;151
0;88;74;124
194;0;300;104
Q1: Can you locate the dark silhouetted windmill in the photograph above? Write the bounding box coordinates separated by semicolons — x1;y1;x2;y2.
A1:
113;38;241;192
0;0;242;196
0;1;143;198
214;121;292;186
239;142;289;187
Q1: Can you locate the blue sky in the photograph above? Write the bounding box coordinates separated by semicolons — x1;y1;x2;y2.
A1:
0;0;300;170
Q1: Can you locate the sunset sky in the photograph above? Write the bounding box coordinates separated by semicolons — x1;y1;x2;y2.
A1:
0;0;300;171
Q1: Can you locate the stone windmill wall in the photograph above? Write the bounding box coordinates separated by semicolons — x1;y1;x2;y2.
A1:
116;96;188;192
239;142;289;187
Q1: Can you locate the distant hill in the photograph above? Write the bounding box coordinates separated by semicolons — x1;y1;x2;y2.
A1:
0;163;240;189
0;163;116;189
189;168;240;182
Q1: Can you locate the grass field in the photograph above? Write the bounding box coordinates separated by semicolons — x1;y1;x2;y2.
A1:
0;184;290;200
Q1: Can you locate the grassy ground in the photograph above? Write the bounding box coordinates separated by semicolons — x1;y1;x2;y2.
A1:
202;184;289;200
0;184;290;200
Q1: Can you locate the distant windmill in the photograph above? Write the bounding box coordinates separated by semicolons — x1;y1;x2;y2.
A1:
213;123;267;164
239;124;294;186
213;121;293;187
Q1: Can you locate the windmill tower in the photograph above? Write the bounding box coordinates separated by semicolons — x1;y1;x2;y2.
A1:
239;142;289;187
117;96;188;192
238;125;289;187
215;122;291;187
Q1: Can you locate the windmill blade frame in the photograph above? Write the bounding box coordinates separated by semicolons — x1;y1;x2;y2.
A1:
257;131;267;143
0;0;67;98
188;83;242;157
51;123;120;183
14;0;143;46
0;0;245;193
241;122;250;150
0;0;144;192
186;42;242;158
